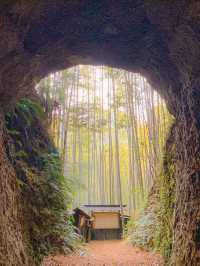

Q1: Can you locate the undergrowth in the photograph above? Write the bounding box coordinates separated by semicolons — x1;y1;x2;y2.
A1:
154;144;176;264
127;125;176;265
126;186;158;251
5;98;80;265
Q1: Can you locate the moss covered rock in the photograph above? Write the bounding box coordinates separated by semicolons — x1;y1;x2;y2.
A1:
5;98;79;266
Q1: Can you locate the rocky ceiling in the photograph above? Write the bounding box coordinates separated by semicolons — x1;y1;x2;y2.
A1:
0;1;198;114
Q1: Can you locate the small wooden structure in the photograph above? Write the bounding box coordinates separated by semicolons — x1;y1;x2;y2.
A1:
73;207;91;242
83;204;127;240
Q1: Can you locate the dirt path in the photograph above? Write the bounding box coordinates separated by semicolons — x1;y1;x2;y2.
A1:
43;240;163;266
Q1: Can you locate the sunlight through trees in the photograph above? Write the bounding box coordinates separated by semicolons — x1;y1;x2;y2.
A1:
37;65;172;216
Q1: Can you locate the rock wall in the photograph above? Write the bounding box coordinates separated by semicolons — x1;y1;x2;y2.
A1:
0;110;31;266
172;87;200;265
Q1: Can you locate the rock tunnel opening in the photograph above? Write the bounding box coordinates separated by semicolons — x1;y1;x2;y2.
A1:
36;65;174;266
0;1;200;266
36;65;172;213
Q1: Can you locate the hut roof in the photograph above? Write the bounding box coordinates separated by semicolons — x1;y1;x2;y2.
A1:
82;204;127;213
73;207;91;219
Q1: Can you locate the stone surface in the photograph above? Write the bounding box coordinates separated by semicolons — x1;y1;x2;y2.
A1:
0;110;32;266
0;1;200;265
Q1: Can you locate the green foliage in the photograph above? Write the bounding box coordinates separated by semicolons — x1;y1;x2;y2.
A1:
154;149;176;264
127;211;157;250
16;98;45;123
6;98;45;127
126;189;158;251
128;128;176;263
23;152;80;264
6;98;80;265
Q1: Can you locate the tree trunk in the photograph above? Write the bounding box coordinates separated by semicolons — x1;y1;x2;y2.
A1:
111;72;124;226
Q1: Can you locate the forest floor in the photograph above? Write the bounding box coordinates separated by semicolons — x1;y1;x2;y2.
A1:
43;240;163;266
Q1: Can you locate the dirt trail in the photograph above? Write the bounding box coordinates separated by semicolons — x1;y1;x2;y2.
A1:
43;240;163;266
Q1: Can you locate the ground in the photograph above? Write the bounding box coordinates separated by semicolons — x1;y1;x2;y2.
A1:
43;240;163;266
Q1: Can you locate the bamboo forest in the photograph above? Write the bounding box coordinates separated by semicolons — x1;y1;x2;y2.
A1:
37;66;172;216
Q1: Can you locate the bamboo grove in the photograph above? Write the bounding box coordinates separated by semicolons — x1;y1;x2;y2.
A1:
37;66;172;216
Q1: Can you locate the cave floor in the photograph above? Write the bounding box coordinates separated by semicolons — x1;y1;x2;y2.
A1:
43;240;163;266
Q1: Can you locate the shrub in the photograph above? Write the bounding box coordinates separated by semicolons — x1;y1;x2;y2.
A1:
128;211;157;249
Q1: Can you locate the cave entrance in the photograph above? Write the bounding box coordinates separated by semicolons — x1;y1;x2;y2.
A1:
1;2;200;266
37;65;171;263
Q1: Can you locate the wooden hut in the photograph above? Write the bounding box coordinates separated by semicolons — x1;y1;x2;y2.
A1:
83;204;127;240
73;208;91;242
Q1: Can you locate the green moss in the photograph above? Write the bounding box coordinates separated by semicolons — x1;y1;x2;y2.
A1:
154;141;176;264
